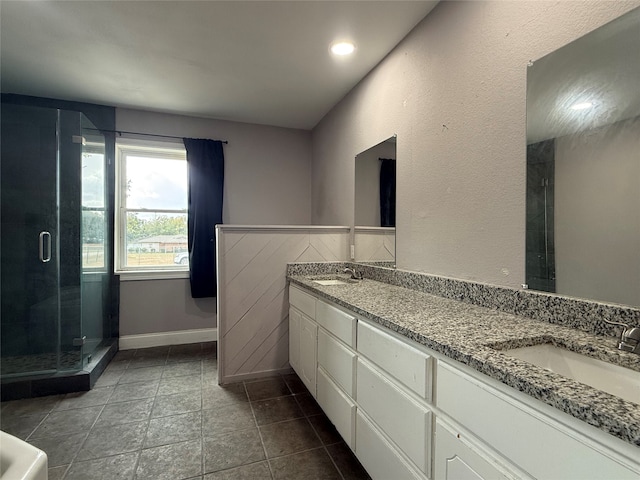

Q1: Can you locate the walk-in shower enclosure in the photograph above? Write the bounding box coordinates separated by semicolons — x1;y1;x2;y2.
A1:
1;99;117;399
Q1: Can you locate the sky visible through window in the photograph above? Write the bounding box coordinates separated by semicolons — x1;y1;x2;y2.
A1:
126;155;187;210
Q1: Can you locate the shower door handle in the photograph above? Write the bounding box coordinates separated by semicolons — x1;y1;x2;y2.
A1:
39;231;52;263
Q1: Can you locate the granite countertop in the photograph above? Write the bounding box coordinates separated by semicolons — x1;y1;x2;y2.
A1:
288;274;640;447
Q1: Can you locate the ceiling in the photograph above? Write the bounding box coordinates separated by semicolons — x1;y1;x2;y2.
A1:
0;1;438;130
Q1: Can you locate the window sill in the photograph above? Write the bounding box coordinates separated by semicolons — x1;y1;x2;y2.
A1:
116;270;190;282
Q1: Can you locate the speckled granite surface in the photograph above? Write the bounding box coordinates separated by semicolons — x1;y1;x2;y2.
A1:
287;263;640;447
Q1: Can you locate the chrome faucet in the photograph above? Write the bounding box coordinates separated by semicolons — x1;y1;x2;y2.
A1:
343;267;363;280
603;319;640;354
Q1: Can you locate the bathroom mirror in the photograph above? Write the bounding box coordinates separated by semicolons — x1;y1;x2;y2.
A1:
526;7;639;307
353;136;396;266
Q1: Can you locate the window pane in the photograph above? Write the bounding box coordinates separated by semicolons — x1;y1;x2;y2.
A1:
82;210;106;269
82;152;105;208
125;212;188;267
126;155;187;210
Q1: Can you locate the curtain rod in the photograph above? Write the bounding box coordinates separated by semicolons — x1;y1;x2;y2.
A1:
85;128;228;144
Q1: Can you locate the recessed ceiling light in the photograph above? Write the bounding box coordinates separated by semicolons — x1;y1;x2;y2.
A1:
570;101;594;111
330;41;356;56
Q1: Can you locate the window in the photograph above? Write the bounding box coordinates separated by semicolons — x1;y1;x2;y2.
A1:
82;137;107;271
116;140;188;276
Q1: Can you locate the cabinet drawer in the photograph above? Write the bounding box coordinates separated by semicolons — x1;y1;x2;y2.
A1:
316;367;356;449
357;358;432;475
289;285;316;319
318;329;356;397
355;410;425;480
357;320;432;400
316;300;356;347
437;362;640;479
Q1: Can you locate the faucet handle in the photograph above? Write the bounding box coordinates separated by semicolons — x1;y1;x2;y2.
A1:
620;327;640;353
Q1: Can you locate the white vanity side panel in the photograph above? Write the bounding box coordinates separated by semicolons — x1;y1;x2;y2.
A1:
298;314;317;397
355;411;426;480
289;285;316;319
288;307;301;371
316;300;356;347
437;362;640;480
357;358;431;475
357;320;432;400
317;367;356;449
317;329;356;397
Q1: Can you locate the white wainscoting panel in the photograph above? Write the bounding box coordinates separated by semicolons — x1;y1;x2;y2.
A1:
354;227;395;263
216;225;350;384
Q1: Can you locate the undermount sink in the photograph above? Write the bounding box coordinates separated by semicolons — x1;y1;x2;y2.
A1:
313;279;349;286
504;343;640;405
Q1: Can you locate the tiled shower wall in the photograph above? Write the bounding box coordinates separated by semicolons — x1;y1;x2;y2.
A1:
215;226;350;384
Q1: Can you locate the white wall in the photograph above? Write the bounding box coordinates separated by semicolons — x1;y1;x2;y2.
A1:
555;116;640;306
117;108;313;338
311;1;640;289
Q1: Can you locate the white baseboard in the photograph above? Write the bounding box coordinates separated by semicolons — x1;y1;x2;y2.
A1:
119;328;217;350
219;366;294;385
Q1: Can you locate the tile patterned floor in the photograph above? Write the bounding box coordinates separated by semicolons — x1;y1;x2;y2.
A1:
0;342;371;480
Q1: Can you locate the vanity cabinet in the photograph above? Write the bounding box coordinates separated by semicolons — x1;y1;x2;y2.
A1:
288;282;640;480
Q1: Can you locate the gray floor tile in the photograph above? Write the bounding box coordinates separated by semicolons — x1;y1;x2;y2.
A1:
127;355;168;369
307;414;343;445
202;384;247;409
162;361;202;378
75;421;147;461
245;378;290;401
0;412;46;440
202;402;256;434
203;429;265;474
294;392;323;416
282;374;307;394
109;380;159;403
118;365;164;384
259;417;322;458
93;369;125;386
54;386;115;410
203;461;272;480
134;345;170;359
269;447;341;480
152;390;202;418
168;344;204;363
136;439;202;480
1;394;63;417
252;395;304;426
65;451;138;480
28;432;87;467
47;465;69;480
326;442;371;480
157;373;203;396
94;397;153;426
30;405;103;438
145;411;202;448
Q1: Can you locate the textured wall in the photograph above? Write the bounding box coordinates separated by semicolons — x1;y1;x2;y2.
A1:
311;1;640;289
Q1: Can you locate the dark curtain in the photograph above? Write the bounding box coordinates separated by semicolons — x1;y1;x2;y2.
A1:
183;138;224;298
379;158;396;227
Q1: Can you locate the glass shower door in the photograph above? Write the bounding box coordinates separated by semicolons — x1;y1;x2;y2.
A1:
1;104;64;376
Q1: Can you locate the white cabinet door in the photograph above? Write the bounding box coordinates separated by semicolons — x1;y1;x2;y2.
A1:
355;411;425;480
317;329;356;397
357;358;431;475
289;307;301;372
434;419;514;480
299;313;318;397
317;367;356;449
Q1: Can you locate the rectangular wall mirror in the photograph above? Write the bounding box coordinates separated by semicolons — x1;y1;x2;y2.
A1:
353;136;396;266
526;7;639;307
